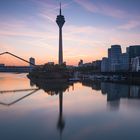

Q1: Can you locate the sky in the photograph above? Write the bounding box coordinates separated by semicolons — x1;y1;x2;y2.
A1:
0;0;140;66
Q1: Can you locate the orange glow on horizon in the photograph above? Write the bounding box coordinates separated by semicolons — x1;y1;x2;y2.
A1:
0;56;105;66
0;47;106;66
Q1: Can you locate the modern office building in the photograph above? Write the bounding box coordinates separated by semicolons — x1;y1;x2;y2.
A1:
29;57;35;71
56;3;65;65
29;57;35;66
108;48;111;71
101;57;109;72
109;45;122;72
101;45;130;72
127;45;140;71
131;56;140;72
108;48;111;58
127;45;140;60
120;53;129;71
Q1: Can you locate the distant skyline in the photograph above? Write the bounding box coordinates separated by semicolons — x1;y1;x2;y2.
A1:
0;0;140;66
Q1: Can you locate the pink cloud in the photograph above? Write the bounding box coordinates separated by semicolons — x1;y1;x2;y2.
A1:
75;0;98;12
118;20;140;30
0;19;26;30
74;0;126;18
32;0;71;23
0;19;57;39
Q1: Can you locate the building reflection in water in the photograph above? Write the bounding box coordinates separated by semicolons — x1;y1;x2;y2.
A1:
82;80;140;110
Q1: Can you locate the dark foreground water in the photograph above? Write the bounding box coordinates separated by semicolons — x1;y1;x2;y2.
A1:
0;73;140;140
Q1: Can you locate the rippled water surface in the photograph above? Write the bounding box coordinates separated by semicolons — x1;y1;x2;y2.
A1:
0;73;140;140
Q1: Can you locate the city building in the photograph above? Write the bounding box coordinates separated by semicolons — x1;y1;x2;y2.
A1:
108;48;111;71
101;45;130;72
0;64;5;71
92;60;101;70
101;57;109;72
78;44;139;72
0;64;5;67
109;45;122;72
131;57;140;72
127;45;140;71
80;62;92;67
78;60;101;72
29;57;35;72
29;57;35;66
47;62;54;65
78;60;83;67
127;45;140;60
120;53;129;71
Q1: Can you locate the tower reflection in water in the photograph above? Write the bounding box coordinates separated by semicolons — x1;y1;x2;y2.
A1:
29;78;74;135
57;91;65;135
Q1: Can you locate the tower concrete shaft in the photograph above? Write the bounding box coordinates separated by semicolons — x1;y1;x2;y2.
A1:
59;27;63;65
56;3;65;65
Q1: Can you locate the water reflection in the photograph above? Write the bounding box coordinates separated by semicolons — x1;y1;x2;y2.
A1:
0;89;39;106
57;91;65;136
82;81;140;110
1;74;140;140
0;74;74;137
29;77;74;136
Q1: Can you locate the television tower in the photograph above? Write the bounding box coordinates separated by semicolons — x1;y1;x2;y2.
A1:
56;3;65;65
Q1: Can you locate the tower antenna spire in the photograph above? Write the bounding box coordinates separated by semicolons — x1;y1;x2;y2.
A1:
60;2;61;15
